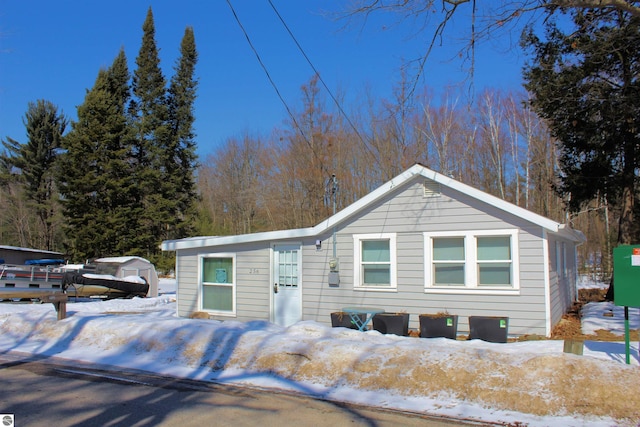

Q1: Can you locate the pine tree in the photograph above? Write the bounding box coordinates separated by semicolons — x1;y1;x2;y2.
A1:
1;100;67;250
58;49;137;260
130;6;172;262
522;9;640;244
166;26;199;240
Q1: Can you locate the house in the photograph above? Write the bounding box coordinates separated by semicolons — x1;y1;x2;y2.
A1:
161;164;585;337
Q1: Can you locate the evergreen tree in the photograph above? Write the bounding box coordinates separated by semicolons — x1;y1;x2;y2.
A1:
166;26;199;239
130;6;172;262
522;9;640;244
1;100;67;250
58;49;137;260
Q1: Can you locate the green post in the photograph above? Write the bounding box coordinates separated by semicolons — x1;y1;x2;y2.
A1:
624;306;630;365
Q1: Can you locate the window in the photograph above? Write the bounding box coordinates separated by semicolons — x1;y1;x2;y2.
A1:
200;254;236;314
353;233;397;290
432;237;465;286
562;242;567;278
477;236;512;286
425;230;519;292
555;241;567;279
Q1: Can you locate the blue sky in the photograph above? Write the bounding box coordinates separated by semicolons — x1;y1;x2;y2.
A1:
0;1;526;158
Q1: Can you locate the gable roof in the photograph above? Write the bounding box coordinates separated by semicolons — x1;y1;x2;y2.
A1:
161;164;585;251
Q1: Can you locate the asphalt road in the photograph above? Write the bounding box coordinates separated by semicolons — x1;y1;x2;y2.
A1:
0;352;491;427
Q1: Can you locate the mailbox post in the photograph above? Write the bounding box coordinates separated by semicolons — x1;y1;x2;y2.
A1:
612;245;640;364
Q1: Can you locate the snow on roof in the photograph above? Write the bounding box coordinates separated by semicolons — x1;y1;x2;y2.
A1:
94;256;152;265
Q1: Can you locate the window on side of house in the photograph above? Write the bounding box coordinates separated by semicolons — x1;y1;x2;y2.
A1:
477;235;512;286
555;241;562;276
562;242;567;279
353;233;397;290
425;230;519;292
200;254;236;314
432;237;465;286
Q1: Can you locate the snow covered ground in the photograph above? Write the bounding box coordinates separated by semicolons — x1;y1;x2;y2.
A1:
0;278;639;427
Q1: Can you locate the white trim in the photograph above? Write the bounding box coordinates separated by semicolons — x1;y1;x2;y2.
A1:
423;288;521;296
174;254;180;318
555;241;561;277
424;229;520;291
198;252;237;317
354;287;399;293
542;230;552;337
94;256;151;264
353;233;397;291
562;242;567;278
269;246;275;324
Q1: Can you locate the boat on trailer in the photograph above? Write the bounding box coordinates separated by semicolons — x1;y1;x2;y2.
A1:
61;271;149;298
1;262;150;300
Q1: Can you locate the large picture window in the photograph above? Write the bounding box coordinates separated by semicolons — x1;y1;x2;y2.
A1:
354;233;397;290
201;254;235;314
425;230;519;292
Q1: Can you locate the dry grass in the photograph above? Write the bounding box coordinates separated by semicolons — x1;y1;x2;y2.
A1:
549;288;640;341
189;311;211;319
228;334;640;423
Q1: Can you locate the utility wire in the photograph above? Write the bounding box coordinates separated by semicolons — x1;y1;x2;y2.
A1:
267;0;378;164
225;0;313;151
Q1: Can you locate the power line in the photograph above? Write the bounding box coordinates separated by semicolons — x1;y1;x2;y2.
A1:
225;0;313;151
267;0;378;164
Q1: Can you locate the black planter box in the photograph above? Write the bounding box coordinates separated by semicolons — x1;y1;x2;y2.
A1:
372;312;410;336
468;316;509;343
419;314;458;339
331;312;365;330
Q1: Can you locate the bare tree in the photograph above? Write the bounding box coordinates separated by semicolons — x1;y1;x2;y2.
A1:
475;90;510;199
198;133;266;235
415;87;462;176
268;76;341;228
338;1;640;97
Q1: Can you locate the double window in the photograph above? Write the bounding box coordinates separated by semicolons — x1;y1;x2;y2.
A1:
425;230;518;291
200;254;236;314
353;233;397;290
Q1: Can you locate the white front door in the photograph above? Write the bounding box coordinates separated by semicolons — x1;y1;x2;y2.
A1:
272;244;302;327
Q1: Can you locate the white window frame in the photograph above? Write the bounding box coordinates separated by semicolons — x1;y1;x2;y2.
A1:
424;229;520;295
562;242;567;279
353;233;397;291
555;241;562;276
199;253;237;316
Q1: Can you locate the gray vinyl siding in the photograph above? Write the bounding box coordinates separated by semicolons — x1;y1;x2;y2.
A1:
176;242;273;321
548;235;578;330
301;179;550;337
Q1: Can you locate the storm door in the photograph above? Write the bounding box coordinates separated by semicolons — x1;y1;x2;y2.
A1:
272;244;302;326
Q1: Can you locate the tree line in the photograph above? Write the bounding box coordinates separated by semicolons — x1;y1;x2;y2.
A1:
0;7;198;272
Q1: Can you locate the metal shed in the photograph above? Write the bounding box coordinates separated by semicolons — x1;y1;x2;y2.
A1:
93;256;159;297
